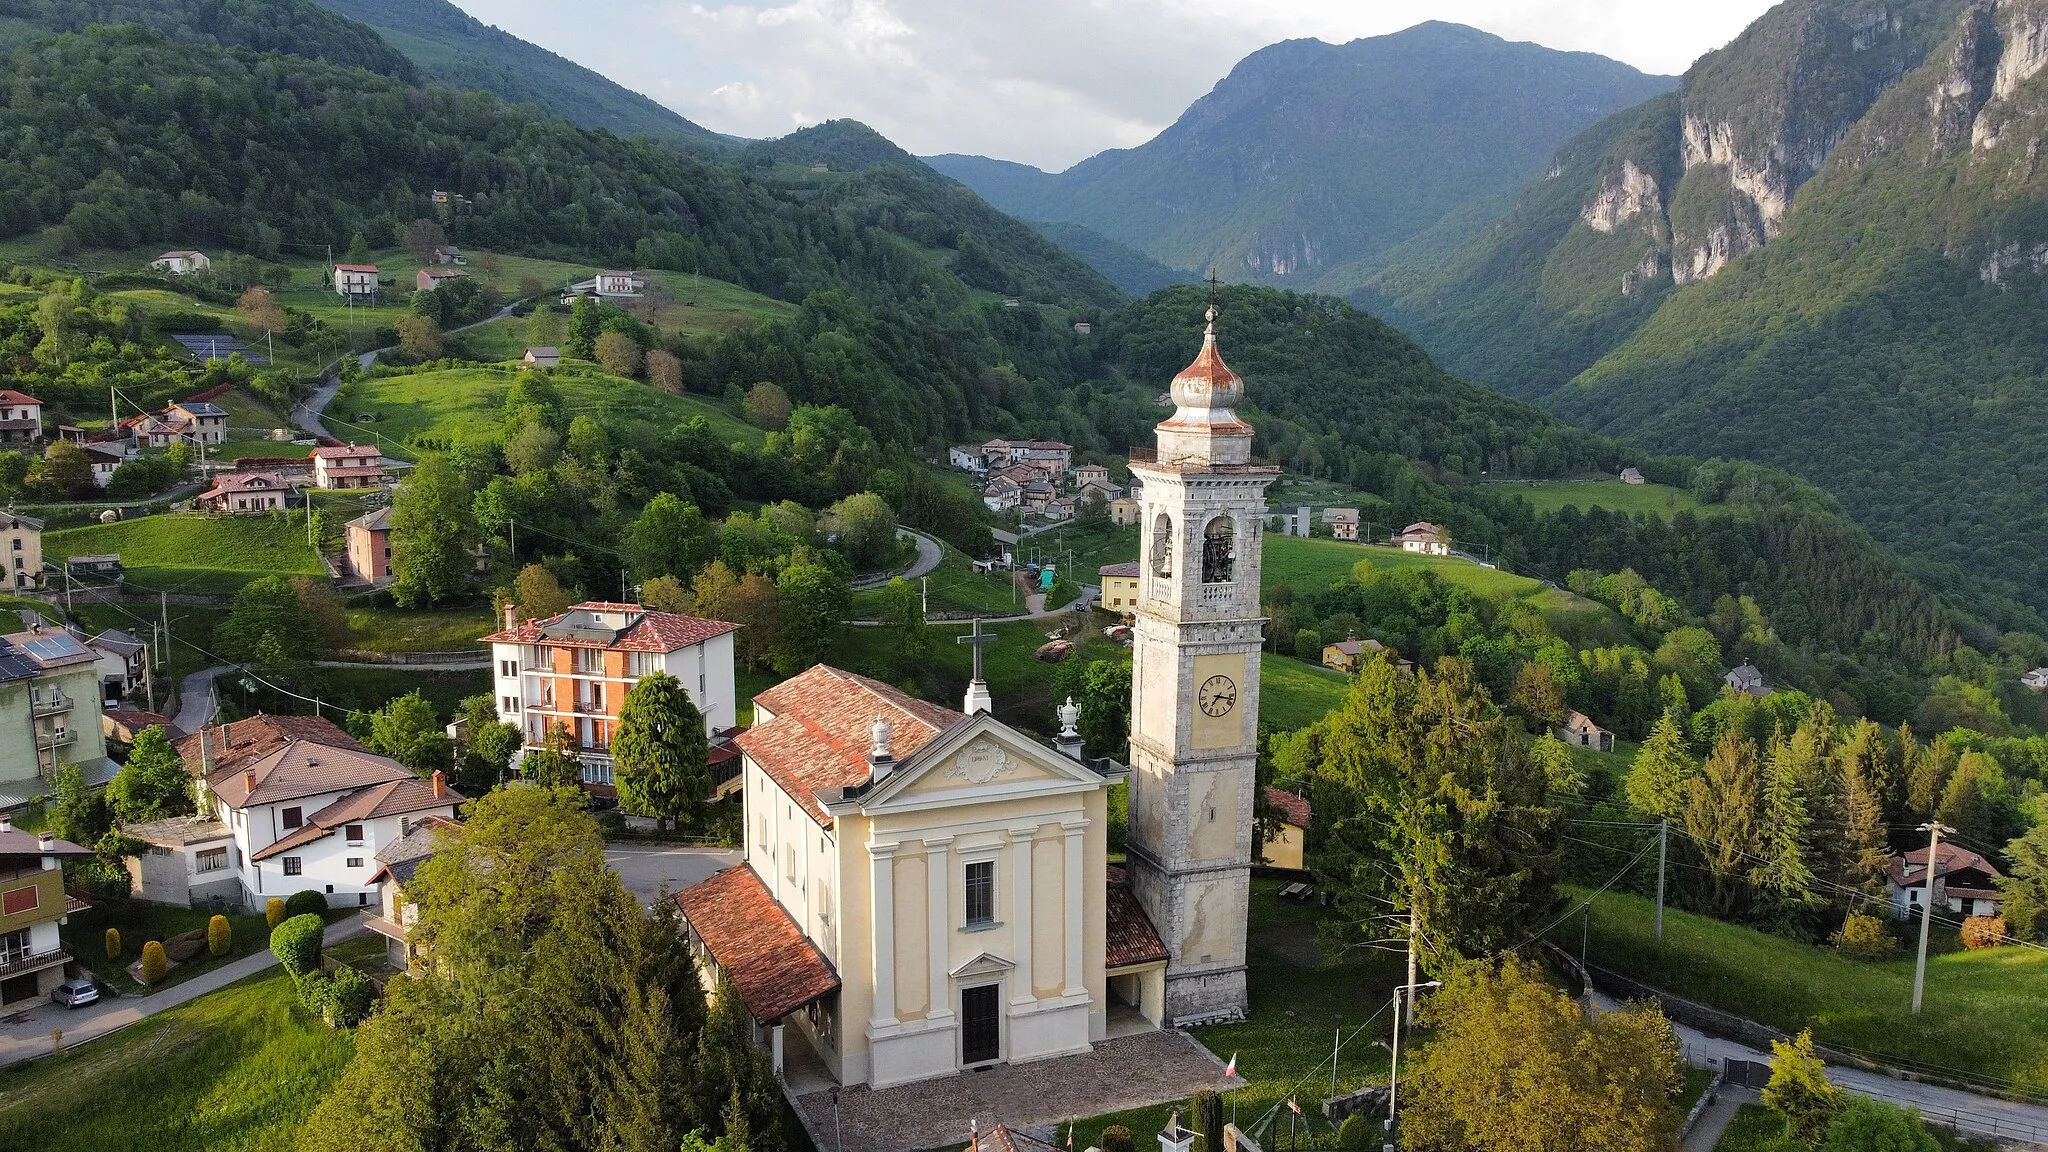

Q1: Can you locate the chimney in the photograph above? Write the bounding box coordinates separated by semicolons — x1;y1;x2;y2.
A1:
244;768;256;795
431;769;447;798
38;830;56;870
504;601;518;631
867;716;895;783
0;813;11;834
1055;696;1084;761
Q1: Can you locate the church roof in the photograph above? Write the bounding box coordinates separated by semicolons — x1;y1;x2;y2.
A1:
1104;865;1170;970
676;866;840;1023
738;664;961;827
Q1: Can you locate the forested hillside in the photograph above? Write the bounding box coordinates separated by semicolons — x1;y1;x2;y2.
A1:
1367;0;2048;620
0;0;414;73
309;0;729;151
1029;222;1196;296
930;23;1673;295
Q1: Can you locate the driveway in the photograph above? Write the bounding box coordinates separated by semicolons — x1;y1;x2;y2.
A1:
1589;990;2048;1147
605;844;741;906
170;664;230;734
0;917;366;1070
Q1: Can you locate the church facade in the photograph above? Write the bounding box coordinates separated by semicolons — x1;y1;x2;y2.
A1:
675;307;1264;1087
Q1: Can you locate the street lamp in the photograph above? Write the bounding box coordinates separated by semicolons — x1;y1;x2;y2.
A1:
1386;979;1441;1148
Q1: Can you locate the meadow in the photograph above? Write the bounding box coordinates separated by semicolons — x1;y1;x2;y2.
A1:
1491;477;1704;517
45;514;323;597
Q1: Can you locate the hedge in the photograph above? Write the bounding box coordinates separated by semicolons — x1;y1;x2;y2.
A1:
270;913;324;977
283;890;328;919
265;897;286;929
104;927;121;961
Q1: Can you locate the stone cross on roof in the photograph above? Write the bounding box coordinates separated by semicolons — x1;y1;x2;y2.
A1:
958;617;997;714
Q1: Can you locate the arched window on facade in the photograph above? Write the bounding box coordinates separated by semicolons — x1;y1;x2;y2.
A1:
1202;516;1234;584
1151;512;1174;577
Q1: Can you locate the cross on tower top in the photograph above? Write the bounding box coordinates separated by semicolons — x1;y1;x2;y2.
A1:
1204;269;1221;331
957;617;998;714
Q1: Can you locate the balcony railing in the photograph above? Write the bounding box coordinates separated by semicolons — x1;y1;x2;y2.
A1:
0;948;68;980
36;727;75;748
30;692;70;716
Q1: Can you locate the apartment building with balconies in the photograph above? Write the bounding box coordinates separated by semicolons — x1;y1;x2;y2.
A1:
0;626;112;812
481;601;739;791
0;818;91;1008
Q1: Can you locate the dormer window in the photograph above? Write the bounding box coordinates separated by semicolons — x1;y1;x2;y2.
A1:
1202;516;1235;583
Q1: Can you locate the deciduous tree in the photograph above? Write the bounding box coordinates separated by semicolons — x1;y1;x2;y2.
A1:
647;349;684;395
362;691;453;776
595;329;643;377
105;726;190;822
773;560;847;674
389;456;476;607
512;563;573;620
522;722;584;790
625;493;714;584
1763;1030;1844;1150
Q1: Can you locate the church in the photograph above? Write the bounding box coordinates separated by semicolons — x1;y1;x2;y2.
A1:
675;305;1277;1088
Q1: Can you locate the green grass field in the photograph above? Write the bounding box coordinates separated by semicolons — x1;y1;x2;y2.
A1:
1259;655;1349;730
45;514;323;597
0;594;50;634
329;362;762;459
341;599;495;653
1492;478;1704;517
70;601;227;686
848;544;1021;620
0;968;352;1152
1564;888;2048;1093
1263;536;1539;598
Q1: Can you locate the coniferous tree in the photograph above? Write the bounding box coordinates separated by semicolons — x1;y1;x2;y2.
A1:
1996;822;2048;943
1835;720;1893;896
613;672;710;832
1625;714;1696;820
1905;734;1952;822
1684;731;1762;918
1753;729;1821;928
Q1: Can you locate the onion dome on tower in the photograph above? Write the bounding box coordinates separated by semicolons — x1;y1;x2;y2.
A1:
1155;303;1255;466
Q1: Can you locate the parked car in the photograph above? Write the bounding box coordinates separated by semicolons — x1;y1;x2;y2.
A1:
51;979;99;1009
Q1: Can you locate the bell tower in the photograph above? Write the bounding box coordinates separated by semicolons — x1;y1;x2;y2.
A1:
1124;296;1278;1024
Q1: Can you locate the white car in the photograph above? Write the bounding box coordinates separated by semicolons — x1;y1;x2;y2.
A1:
50;979;100;1009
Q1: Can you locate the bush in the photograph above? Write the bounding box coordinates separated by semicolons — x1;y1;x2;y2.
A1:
1101;1127;1133;1152
163;928;208;963
1960;915;2008;950
270;913;324;977
296;969;331;1014
326;966;377;1027
208;914;232;957
104;927;121;961
284;889;329;919
1337;1114;1374;1150
1831;911;1897;959
1821;1097;1938;1152
265;897;286;929
139;940;168;984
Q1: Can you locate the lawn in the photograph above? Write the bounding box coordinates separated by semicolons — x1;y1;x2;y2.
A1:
1074;878;1404;1151
849;544;1021;620
328;361;763;459
44;514;323;597
1259;655;1349;731
1561;888;2048;1094
1262;536;1540;599
0;594;50;634
1496;478;1704;517
1710;1103;1989;1152
61;899;271;995
341;598;495;653
0;967;352;1152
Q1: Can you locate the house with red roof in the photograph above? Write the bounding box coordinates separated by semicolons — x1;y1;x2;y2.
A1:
333;263;380;300
674;664;1158;1091
311;443;385;490
0;391;42;444
1887;842;2006;920
481;601;740;791
196;470;297;513
1260;787;1312;871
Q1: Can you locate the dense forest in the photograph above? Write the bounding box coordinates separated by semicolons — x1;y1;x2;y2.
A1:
0;0;415;73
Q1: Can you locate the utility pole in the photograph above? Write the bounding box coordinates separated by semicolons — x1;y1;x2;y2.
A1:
1405;895;1421;1028
1331;1017;1342;1101
1655;819;1669;944
160;592;172;675
1387;980;1441;1139
62;563;72;613
921;575;928;616
1911;821;1954;1014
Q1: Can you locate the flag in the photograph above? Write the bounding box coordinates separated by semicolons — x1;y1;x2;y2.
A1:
1066;1120;1075;1150
1223;1052;1237;1079
1287;1099;1300;1115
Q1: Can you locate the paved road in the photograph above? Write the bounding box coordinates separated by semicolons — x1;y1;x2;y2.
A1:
852;528;946;591
604;843;740;906
1589;990;2048;1146
170;665;229;734
0;917;366;1070
1684;1084;1757;1152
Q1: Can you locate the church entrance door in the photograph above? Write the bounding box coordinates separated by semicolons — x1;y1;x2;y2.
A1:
961;983;1001;1065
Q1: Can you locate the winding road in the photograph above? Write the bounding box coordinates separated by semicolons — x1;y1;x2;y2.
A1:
291;303;518;440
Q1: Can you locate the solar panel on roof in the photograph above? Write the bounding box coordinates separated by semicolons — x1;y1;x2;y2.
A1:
0;641;37;683
22;635;88;660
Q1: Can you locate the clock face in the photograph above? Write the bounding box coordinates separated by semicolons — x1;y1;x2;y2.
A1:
1197;674;1238;718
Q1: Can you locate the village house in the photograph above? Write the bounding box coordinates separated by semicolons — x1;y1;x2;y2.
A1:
1621;467;1646;485
129;400;228;448
1724;664;1769;697
1077;479;1123;506
1021;479;1057;515
1271;506;1311;538
1260;787;1311;871
1394;521;1450;555
197;471;296;514
1321;636;1383;674
362;814;460;972
1887;843;2005;920
0;819;92;1009
149;250;211;276
1321;507;1361;541
84;628;148;704
158;715;463;911
482;601;740;792
311;444;386;490
0;625;112;811
1109;496;1141;526
414;266;466;293
676;668;1159;1089
981;439;1073;475
1044;497;1076;521
2024;667;2048;691
431;245;464;265
522;346;560;370
1;512;41;592
1073;322;1093;336
596;270;645;297
0;391;42;445
1098;562;1141;611
83;442;130;489
102;709;175;745
346;507;394;586
334;263;380;301
948;446;988;474
982;475;1021;514
1555;709;1613;752
1072;464;1111;490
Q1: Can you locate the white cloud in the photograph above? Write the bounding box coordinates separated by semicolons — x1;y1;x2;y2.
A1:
449;0;1777;169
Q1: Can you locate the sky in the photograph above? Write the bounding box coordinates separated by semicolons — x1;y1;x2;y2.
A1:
452;1;1778;170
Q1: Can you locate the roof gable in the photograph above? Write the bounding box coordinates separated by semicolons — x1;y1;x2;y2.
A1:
851;714;1115;817
739;665;960;826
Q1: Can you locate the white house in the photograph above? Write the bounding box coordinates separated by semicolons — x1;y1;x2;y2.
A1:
1887;843;2005;920
1724;664;1769;697
84;628;148;703
311;444;385;490
595;270;646;297
172;716;463;911
2023;667;2048;691
362;814;459;971
83;442;130;488
334;264;380;300
197;471;295;514
1;512;42;592
1394;521;1450;555
0;391;42;445
150;250;211;276
949;446;988;474
522;346;561;370
480;601;740;792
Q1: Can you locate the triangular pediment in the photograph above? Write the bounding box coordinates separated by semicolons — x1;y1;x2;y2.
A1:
852;712;1110;814
949;951;1016;979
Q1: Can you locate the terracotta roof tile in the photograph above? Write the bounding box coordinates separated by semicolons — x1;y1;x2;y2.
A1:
676;866;839;1023
176;715;365;778
1264;786;1311;829
1105;865;1169;970
739;665;960;827
207;738;413;810
480;601;739;650
1098;562;1139;578
1889;842;2003;888
250;775;460;862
